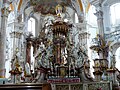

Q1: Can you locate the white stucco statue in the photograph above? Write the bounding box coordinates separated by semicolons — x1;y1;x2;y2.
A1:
25;62;31;76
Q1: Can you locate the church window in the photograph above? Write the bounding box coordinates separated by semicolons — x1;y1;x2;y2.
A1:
115;47;120;71
110;3;120;26
28;17;35;36
75;13;78;23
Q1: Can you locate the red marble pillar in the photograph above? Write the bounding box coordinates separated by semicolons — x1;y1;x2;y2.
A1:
26;40;32;64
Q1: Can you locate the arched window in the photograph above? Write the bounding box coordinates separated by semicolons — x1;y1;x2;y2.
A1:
28;17;35;36
110;3;120;26
75;13;79;23
115;47;120;71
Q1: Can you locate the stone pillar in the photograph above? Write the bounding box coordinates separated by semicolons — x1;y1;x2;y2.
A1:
0;2;9;78
90;0;109;60
103;5;111;33
95;10;104;37
91;0;105;38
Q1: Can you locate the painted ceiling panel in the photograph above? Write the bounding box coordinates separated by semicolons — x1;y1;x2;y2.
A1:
30;0;71;15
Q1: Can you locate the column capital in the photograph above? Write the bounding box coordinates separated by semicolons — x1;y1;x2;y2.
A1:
1;7;10;17
10;31;23;38
94;10;103;19
79;32;90;39
1;0;11;16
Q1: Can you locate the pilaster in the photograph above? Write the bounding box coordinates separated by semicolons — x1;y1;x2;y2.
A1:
10;22;24;59
0;1;9;78
9;21;24;83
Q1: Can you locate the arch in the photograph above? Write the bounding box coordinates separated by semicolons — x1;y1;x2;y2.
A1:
109;41;120;55
25;6;34;18
71;0;84;23
109;41;120;70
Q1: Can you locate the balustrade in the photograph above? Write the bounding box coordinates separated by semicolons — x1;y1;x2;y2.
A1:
52;81;112;90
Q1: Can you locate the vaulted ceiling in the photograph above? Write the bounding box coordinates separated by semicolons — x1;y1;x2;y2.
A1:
29;0;71;15
5;0;120;20
23;0;83;17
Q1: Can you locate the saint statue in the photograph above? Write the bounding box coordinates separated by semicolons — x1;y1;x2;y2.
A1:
25;62;31;76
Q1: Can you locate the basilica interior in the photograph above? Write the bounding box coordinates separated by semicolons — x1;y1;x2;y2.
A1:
0;0;120;90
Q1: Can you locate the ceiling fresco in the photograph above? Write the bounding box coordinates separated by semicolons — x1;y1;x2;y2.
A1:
30;0;71;15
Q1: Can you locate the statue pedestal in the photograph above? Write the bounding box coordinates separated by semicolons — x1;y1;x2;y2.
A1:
93;59;108;81
9;69;22;84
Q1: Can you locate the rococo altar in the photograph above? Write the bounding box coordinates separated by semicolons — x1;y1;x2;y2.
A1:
0;1;119;90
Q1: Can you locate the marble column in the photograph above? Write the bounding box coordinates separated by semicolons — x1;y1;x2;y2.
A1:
26;39;32;64
0;3;9;78
103;5;111;33
91;0;105;38
90;0;108;60
95;10;104;37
